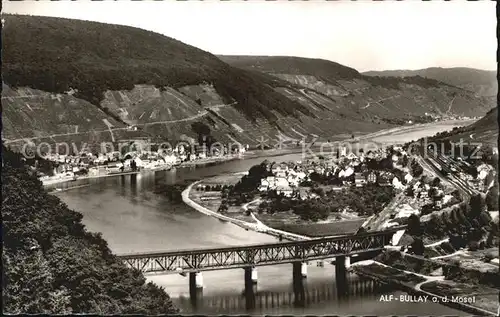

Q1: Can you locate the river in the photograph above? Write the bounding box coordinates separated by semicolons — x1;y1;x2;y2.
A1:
52;121;469;315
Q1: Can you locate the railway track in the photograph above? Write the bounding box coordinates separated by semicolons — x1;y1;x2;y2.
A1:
420;154;477;200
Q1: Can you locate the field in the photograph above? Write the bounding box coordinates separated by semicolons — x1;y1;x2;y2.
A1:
265;218;366;237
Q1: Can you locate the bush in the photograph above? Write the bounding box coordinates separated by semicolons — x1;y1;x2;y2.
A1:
407;214;422;236
439;241;456;254
2;145;178;314
468;241;480;251
410;238;425;256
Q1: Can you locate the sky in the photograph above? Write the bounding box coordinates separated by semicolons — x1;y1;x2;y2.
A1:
2;0;497;72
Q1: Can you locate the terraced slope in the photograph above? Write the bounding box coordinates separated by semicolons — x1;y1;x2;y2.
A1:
363;67;497;97
219;56;495;120
2;15;495;151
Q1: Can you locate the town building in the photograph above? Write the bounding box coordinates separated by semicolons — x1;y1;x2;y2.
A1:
367;171;377;184
346;152;358;161
276;185;293;197
354;173;366;187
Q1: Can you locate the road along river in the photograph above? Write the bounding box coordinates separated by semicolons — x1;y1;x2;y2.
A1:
53;121;470;315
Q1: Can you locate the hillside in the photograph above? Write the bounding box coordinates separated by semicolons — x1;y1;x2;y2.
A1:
1;144;178;314
432;107;499;145
2;15;495;152
220;55;494;120
363;67;497;97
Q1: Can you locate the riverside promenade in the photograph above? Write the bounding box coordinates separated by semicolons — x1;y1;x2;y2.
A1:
181;181;311;242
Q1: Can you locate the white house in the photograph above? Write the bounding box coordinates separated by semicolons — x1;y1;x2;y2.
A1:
258;183;269;192
339;166;354;178
265;176;276;189
163;154;177;165
276;170;287;178
276;185;293;197
404;173;413;183
346;152;358;160
340;146;347;157
392;177;405;190
275;177;290;188
354;173;366;187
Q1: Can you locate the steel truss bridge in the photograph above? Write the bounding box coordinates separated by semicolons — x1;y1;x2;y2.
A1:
118;228;400;274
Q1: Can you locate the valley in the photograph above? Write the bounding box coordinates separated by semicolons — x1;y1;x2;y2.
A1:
1;7;497;317
2;15;496;153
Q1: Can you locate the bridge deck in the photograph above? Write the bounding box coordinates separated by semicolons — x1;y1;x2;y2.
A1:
118;228;403;274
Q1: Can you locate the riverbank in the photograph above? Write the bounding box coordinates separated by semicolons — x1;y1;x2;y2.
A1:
182;180;310;241
185;169;381;241
42;154;242;188
43;170;141;187
48;184;92;194
351;256;498;316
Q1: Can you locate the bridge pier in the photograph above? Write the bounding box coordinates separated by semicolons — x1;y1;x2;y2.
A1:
189;272;203;307
292;261;308;280
244;266;258;285
335;255;350;297
292;262;306;307
244;267;257;311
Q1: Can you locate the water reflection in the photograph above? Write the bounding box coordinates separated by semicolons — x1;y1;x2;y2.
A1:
51;147;468;315
176;276;387;314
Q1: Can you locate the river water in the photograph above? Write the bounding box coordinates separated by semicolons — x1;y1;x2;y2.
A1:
53;122;469;315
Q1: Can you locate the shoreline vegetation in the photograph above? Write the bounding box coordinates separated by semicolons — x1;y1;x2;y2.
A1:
26;120;488;315
178;120;498;316
2;145;179;314
185;174;371;240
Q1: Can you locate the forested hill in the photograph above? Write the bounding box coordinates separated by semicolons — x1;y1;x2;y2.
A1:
431;107;499;145
1;144;179;314
2;14;495;151
363;67;497;97
2;14;311;122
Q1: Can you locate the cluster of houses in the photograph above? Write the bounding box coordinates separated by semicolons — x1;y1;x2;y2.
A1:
43;150;178;177
258;163;307;197
39;138;249;182
255;146;411;198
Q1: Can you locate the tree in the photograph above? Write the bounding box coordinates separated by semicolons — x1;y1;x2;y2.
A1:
420;203;434;216
451;189;461;202
431;177;441;187
428;187;438;199
486;181;499;211
402;155;409;167
309;172;322;183
426;214;444;237
411;238;425;256
312;187;325;197
405;186;415;197
2;146;179;314
469;194;486;218
468;241;480;251
218;203;228;214
411;161;424;177
407;214;422;236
